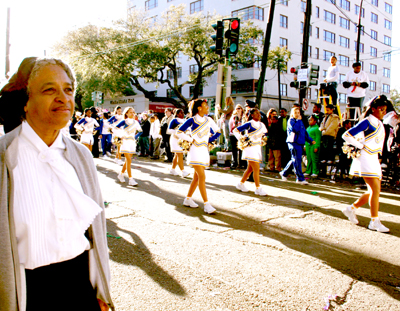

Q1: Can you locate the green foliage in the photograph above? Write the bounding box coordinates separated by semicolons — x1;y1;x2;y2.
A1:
267;46;292;73
53;5;263;108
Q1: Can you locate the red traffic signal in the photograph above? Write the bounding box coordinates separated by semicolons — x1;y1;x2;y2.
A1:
290;67;298;74
225;18;240;56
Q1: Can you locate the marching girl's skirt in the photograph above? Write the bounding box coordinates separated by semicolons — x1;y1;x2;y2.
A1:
170;134;183;154
187;141;209;167
80;133;94;145
242;143;262;163
120;137;137;154
349;150;382;179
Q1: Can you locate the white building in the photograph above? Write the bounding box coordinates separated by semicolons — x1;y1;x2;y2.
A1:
126;0;393;114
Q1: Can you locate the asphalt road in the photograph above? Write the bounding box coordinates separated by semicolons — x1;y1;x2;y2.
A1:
94;156;400;311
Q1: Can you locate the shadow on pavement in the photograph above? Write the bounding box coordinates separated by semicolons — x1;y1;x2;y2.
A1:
106;219;186;297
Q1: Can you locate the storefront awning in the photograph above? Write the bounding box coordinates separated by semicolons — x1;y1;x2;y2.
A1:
148;102;176;113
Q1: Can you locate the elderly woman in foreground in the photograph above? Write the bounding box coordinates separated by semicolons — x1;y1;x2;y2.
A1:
0;57;114;311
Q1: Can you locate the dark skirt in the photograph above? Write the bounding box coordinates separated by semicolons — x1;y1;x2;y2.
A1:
25;251;101;311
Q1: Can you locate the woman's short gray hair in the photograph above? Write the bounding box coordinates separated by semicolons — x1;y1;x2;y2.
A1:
27;58;76;95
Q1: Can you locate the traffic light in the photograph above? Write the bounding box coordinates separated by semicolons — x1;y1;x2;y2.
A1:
210;21;224;57
91;91;97;102
308;63;320;86
225;18;240;56
290;66;299;89
100;92;104;104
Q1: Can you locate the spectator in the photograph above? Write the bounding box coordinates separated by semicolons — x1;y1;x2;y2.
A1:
0;57;113;310
304;115;321;177
312;103;325;126
323;56;339;108
278;108;291;169
229;104;245;169
99;111;112;158
336;119;352;179
267;116;282;172
217;96;235;151
139;113;150;157
90;106;101;158
319;104;340;166
280;107;315;185
150;114;162;159
160;107;174;162
343;62;369;120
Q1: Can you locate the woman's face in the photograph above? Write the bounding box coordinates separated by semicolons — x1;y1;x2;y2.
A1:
198;101;209;115
372;106;387;120
126;109;135;119
308;117;316;126
86;110;92;118
293;109;301;119
330;57;337;66
177;111;184;119
252;110;261;122
116;108;122;115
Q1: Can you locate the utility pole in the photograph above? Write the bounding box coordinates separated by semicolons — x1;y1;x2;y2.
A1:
299;0;312;108
277;59;282;111
256;0;276;108
5;7;10;79
356;0;364;62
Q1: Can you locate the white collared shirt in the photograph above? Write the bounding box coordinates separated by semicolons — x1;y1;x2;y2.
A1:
13;122;93;269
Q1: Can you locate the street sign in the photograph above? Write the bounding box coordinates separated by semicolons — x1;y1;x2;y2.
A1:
297;69;308;82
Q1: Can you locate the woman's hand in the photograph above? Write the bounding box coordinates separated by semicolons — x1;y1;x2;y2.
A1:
98;299;109;311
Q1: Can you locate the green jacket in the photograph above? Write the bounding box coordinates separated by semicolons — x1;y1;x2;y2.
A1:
306;124;321;149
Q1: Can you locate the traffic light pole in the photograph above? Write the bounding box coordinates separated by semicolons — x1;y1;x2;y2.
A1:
256;0;276;108
356;0;364;62
299;0;312;109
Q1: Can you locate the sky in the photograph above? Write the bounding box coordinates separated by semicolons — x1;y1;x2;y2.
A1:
0;0;399;90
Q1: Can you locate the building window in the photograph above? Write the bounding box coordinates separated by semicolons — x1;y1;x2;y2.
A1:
145;0;158;10
383;84;390;93
231;80;257;94
339;74;346;84
339;36;349;48
189;64;199;74
338;55;349;67
324;11;336;24
384;19;392;30
383;68;390;78
280;84;288;96
323;50;335;61
384;36;391;46
316;6;320;18
301;1;306;12
340;0;350;11
370;81;377;91
316;27;319;39
383;52;391;62
385;3;392;14
370;64;377;74
167;68;182;79
167;87;181;98
355;5;365;18
370;47;377;57
339;17;350;29
339;93;347;104
324;30;335;43
323;70;327;78
371;0;378;6
232;6;264;21
281;0;288;5
371;12;378;23
355;42;364;53
315;47;319;59
279;38;288;47
190;0;203;14
371;30;378;40
189;85;203;97
280;15;288;28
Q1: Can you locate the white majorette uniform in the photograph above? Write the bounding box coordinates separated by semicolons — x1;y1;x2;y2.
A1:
115;118;142;154
75;117;100;145
343;114;385;179
233;120;268;163
108;114;124;138
176;115;220;167
167;117;185;153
